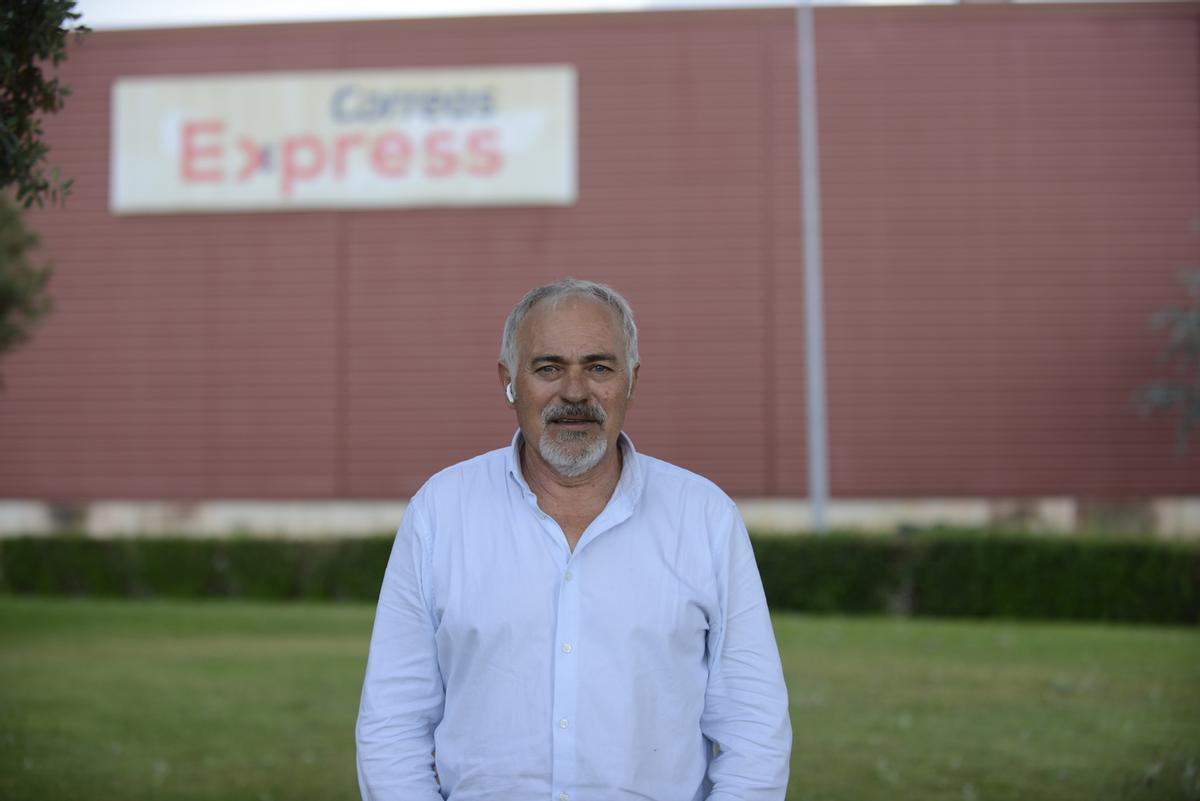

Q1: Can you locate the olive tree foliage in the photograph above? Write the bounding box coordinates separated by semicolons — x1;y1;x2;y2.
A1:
1138;270;1200;453
2;0;87;208
0;200;51;356
0;0;87;364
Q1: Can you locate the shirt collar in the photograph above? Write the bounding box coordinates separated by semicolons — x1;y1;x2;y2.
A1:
506;429;645;512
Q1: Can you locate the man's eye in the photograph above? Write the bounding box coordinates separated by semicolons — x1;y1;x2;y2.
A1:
589;364;613;374
536;365;560;375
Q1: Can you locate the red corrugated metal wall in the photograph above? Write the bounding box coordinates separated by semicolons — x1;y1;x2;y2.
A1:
1;4;1197;501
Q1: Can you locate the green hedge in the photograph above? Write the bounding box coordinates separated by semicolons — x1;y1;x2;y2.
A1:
752;534;909;614
909;533;1200;624
0;537;392;601
752;530;1199;624
1;532;1197;624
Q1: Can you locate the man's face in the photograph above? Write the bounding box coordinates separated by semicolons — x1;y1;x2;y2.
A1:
501;295;638;479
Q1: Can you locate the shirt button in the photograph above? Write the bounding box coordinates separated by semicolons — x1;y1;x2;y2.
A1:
559;718;569;729
561;643;573;654
564;571;574;581
559;793;570;801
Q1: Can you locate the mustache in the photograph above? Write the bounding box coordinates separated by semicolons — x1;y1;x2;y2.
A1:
542;402;608;425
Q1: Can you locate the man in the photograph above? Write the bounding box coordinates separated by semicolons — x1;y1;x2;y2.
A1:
356;279;791;801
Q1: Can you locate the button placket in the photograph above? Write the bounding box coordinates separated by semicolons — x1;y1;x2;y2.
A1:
549;560;580;799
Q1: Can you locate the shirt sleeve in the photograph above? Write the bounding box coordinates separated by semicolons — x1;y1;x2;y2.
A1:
356;496;446;801
701;501;793;800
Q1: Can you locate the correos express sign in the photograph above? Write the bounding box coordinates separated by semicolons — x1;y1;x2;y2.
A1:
110;66;576;213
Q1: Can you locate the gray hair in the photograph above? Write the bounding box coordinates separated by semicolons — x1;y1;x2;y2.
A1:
500;278;639;381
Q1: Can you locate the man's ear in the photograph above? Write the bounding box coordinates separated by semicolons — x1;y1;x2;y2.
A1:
498;362;514;405
626;363;640;403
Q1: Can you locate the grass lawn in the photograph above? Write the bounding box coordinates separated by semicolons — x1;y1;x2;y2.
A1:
0;597;1197;801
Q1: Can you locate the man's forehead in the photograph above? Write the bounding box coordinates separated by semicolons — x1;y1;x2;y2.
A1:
518;295;624;353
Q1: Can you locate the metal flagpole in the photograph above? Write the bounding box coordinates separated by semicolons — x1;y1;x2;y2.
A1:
796;0;830;533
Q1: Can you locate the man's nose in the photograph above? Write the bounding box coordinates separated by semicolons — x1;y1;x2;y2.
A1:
560;368;589;402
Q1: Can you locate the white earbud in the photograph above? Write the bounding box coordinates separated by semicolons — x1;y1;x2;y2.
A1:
505;383;516;403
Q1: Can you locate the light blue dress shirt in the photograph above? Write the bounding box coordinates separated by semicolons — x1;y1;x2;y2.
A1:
356;433;791;801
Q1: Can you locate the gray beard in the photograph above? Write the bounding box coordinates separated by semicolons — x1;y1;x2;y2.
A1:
537;429;609;478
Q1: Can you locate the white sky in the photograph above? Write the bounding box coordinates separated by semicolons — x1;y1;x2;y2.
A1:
74;0;925;30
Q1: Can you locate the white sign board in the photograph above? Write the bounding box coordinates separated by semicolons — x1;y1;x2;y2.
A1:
110;66;576;213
